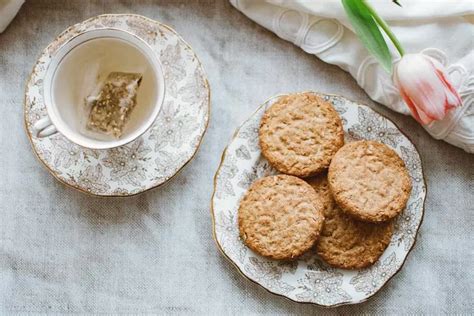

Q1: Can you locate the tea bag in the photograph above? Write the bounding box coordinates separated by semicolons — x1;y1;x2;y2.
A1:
86;72;143;138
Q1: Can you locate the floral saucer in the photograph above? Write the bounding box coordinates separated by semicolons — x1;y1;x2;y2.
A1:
24;14;210;196
211;92;426;307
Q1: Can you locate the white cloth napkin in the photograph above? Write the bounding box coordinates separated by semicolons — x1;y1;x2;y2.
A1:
0;0;23;33
230;0;474;153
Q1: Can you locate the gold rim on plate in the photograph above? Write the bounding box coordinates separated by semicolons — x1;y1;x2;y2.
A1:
210;91;427;307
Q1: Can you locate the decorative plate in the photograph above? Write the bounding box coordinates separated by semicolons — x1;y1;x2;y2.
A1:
211;92;426;307
24;14;210;196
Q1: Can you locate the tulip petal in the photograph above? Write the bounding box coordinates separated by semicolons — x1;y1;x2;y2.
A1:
399;86;433;125
394;54;462;125
417;108;434;125
433;66;463;110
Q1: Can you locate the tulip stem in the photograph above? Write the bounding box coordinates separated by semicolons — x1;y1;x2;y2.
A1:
364;0;405;56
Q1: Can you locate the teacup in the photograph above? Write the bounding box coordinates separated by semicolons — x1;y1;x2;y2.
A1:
32;28;165;149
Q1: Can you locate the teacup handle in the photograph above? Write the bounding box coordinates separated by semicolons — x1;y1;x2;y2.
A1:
32;116;58;138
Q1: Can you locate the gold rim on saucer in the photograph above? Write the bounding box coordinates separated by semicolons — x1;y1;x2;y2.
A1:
24;14;210;197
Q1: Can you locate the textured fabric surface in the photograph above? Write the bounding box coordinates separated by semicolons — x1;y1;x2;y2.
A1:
230;0;474;153
0;0;472;314
0;0;24;33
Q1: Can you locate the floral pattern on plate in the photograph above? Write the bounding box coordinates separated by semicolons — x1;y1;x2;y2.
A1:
24;14;210;196
212;92;426;307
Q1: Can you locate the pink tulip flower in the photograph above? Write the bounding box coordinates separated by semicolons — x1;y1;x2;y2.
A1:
393;54;462;125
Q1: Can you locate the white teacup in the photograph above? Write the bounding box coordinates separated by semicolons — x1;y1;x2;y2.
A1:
33;28;165;149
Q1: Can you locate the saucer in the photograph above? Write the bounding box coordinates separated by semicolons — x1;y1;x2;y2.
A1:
24;14;210;196
211;92;426;307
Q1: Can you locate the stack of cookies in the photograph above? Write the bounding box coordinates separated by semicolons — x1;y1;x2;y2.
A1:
238;92;412;269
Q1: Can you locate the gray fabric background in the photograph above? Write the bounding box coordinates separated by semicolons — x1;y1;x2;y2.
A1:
0;0;472;314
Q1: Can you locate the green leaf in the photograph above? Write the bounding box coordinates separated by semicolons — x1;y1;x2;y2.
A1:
342;0;392;73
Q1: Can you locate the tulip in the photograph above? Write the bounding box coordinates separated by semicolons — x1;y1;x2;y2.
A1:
393;54;462;125
342;1;463;125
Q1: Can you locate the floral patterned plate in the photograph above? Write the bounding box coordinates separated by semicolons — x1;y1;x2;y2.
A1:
211;92;426;307
24;14;210;196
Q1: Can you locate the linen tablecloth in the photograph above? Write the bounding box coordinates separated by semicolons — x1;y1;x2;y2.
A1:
0;0;472;314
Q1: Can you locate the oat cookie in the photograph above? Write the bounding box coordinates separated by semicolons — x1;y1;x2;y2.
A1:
308;174;394;269
238;175;324;260
259;93;344;177
328;140;412;223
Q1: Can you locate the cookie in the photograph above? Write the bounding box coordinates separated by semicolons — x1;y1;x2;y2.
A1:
238;175;324;260
308;174;394;269
259;93;344;177
328;140;412;223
